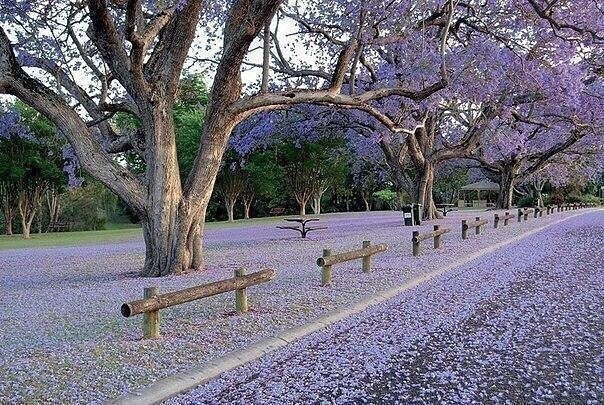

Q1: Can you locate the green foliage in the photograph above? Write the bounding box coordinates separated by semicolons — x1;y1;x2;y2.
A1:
278;137;350;190
177;74;209;107
434;167;469;204
243;150;283;203
373;189;397;209
60;181;116;231
0;103;67;195
579;194;601;204
174;105;204;180
517;195;537;207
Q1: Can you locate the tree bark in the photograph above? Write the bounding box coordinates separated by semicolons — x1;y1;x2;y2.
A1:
21;216;31;239
226;199;236;222
46;189;60;231
243;203;250;219
415;162;437;220
139;100;206;277
17;184;44;239
4;214;13;235
1;182;17;235
19;208;35;239
298;199;308;216
361;190;371;211
498;169;516;209
311;194;322;215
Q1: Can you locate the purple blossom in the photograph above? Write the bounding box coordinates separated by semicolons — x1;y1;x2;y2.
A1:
1;208;600;402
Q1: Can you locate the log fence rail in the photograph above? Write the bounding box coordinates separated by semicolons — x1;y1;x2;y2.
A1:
462;217;488;239
317;241;388;285
121;268;276;338
494;212;515;228
412;225;451;256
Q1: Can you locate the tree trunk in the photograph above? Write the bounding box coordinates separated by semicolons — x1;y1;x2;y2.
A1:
311;194;322;215
46;189;60;232
141;203;207;277
20;212;34;239
226;199;236;222
535;188;543;207
361;190;371;211
139;100;207;277
416;162;437;220
22;219;30;239
18;189;40;239
4;213;13;235
498;170;516;209
298;199;307;216
243;201;251;219
533;180;545;207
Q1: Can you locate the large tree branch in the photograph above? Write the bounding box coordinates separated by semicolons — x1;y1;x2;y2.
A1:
86;0;142;96
526;0;604;43
144;0;204;94
184;0;282;204
522;127;589;175
0;28;146;213
229;78;446;133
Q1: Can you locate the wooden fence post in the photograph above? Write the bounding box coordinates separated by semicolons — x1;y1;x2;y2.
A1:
475;216;481;235
518;208;522;222
143;287;160;339
321;249;332;285
461;220;468;240
235;268;249;313
494;214;500;228
504;212;510;226
362;240;371;272
412;231;420;256
433;225;442;248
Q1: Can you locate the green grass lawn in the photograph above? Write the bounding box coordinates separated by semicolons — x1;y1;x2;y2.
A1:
0;215;291;251
0;227;144;250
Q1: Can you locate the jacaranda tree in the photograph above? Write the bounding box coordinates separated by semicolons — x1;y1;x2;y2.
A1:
0;0;601;274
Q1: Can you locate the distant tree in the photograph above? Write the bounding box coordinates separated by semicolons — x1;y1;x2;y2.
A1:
284;164;320;216
240;150;283;219
0;103;67;238
215;162;248;222
433;163;469;205
0;180;17;234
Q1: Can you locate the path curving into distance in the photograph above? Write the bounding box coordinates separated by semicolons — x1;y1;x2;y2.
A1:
168;211;604;404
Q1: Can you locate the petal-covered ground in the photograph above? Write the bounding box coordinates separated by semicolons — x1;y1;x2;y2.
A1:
170;210;604;404
0;208;599;402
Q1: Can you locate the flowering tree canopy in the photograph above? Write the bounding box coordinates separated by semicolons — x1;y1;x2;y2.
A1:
0;0;602;274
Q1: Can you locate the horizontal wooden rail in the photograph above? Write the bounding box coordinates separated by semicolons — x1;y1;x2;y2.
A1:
494;211;515;228
317;241;387;285
462;217;488;239
121;268;275;338
412;225;451;256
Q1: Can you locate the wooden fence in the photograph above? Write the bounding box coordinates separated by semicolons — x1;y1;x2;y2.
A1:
494;212;515;228
317;241;388;285
462;217;488;239
121;268;276;338
412;225;451;256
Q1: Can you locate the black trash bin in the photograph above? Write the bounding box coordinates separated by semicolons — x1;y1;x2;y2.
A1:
413;203;422;225
402;204;414;226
